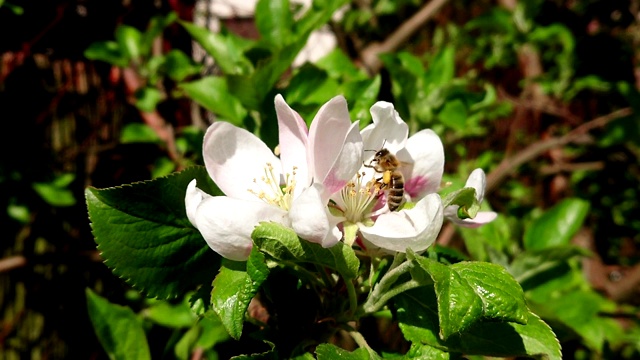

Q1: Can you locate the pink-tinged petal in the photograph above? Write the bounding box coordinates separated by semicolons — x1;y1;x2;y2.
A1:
363;102;408;159
289;184;343;247
275;94;310;193
317;121;363;198
359;193;443;253
308;96;353;189
203;121;281;201
402;129;445;199
446;210;497;228
185;179;210;227
465;168;487;202
193;196;289;261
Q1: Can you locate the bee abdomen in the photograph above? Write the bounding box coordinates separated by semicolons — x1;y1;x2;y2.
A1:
387;172;405;211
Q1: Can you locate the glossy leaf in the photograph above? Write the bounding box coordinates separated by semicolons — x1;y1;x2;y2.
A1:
252;222;359;279
523;198;590;250
211;249;270;340
409;254;528;339
315;344;371;360
85;166;221;299
396;287;561;360
86;289;151;360
179;76;247;125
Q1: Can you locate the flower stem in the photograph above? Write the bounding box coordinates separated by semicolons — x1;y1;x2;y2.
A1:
348;330;381;359
345;279;357;316
364;279;422;314
361;259;415;314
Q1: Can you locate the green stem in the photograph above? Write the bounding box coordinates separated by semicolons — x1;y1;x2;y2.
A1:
364;279;422;314
360;260;415;314
345;279;358;316
348;330;380;359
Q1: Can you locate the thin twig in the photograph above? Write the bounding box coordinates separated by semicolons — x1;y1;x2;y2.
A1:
360;0;450;74
485;107;632;194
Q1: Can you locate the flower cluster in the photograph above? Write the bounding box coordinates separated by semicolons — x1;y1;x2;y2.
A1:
186;95;496;260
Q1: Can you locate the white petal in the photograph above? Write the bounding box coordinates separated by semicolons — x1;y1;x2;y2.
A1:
193;196;289;261
363;102;408;160
402;129;445;199
359;193;443;253
446;210;497;228
289;184;343;247
203;121;281;201
185;179;210;227
465;168;487;202
308;96;353;190
275;94;310;195
317;121;364;198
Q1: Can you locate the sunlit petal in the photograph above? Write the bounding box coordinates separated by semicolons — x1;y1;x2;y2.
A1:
402;129;445;199
363;102;408;159
359;194;443;253
465;168;487;202
193;196;289;261
317;121;364;198
289;184;342;247
203;121;281;201
275;94;310;195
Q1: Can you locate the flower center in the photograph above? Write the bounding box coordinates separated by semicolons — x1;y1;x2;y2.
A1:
248;163;297;211
338;171;380;223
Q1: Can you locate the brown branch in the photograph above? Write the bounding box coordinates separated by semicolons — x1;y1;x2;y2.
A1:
360;0;449;74
438;107;632;247
485;107;632;195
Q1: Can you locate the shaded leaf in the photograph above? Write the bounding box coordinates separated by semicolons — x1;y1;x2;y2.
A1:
252;222;359;279
86;289;151;360
523;198;590;250
85;166;221;299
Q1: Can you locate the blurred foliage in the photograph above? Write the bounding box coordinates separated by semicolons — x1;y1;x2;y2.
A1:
2;0;640;358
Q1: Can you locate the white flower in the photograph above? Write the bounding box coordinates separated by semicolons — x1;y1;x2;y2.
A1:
186;95;363;261
330;101;445;254
444;168;498;228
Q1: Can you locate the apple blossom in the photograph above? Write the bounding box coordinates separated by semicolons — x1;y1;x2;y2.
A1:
186;95;363;261
444;168;498;228
329;101;445;254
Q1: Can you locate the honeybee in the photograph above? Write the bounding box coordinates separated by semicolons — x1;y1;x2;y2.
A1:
364;147;405;211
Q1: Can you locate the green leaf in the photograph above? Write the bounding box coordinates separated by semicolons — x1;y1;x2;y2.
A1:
33;173;76;207
164;49;201;82
134;86;164;112
211;249;270;340
315;343;371;360
530;289;619;351
115;25;143;62
252;222;359;279
145;299;196;328
438;99;467;132
84;41;128;67
85;166;221;299
343;75;382;123
441;187;479;219
523;198;590;250
141;12;178;57
426;46;455;87
404;343;463;360
180;21;254;75
396;287;561;360
255;0;293;49
509;245;591;286
120;123;161;144
409;255;528;339
86;288;151;360
180;76;248;125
